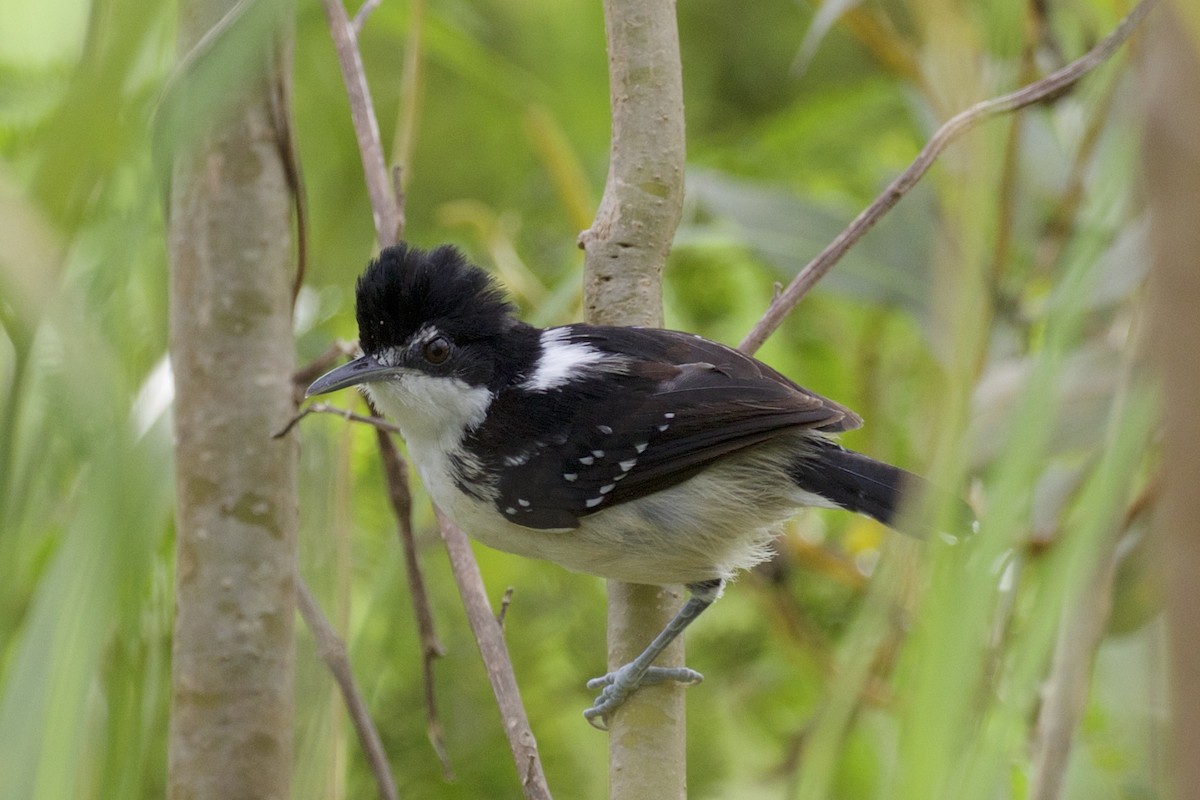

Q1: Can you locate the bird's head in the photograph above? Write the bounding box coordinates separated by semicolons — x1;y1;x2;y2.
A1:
306;244;536;439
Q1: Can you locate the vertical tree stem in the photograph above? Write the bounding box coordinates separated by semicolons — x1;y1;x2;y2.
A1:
166;3;298;797
580;0;687;796
1145;6;1200;798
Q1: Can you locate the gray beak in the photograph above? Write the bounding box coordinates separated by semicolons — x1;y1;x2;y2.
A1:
305;354;398;397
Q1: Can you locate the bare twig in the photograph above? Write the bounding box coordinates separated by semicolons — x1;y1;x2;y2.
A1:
351;0;383;36
323;0;550;792
284;388;452;773
1028;480;1159;800
1030;70;1125;280
267;33;309;308
372;419;454;781
158;0;257;111
497;587;515;629
297;578;398;800
320;0;403;245
391;0;425;201
273;402;402;439
435;510;553;800
737;0;1159;355
1028;534;1121;800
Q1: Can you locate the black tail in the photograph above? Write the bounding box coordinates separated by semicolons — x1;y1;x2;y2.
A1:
789;439;926;530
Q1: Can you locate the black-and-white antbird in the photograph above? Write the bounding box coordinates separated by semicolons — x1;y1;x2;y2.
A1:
307;243;928;728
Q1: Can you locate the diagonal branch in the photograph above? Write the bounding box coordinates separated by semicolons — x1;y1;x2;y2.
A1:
371;417;454;781
435;510;552;800
318;2;551;795
273;401;402;439
352;0;383;36
738;0;1159;355
319;0;403;245
297;578;398;800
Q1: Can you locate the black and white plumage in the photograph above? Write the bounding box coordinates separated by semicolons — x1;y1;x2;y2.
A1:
308;243;926;726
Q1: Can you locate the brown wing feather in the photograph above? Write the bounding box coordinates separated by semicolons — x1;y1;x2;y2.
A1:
477;326;863;529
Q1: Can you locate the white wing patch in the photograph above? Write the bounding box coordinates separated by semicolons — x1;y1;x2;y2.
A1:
522;328;625;391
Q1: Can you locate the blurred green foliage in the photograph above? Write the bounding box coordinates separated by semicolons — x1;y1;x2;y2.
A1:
0;0;1160;798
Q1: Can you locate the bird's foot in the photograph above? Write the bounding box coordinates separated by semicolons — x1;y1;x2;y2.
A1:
583;663;703;730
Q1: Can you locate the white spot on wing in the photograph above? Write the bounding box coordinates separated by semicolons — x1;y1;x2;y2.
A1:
518;498;530;507
585;496;604;508
579;456;594;465
619;459;636;472
591;450;605;459
599;484;614;494
563;472;577;482
505;507;517;515
597;424;613;434
634;442;648;453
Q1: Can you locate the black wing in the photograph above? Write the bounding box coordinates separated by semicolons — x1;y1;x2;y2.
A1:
462;326;862;530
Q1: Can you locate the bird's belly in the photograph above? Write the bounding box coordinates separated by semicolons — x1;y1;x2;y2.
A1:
435;451;808;586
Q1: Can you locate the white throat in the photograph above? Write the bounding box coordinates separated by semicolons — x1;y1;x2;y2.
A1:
364;372;492;451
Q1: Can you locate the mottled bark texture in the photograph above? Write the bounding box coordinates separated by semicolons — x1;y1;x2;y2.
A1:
579;0;688;797
1145;7;1200;799
166;3;299;798
581;0;684;331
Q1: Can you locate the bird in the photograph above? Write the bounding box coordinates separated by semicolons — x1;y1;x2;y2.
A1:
306;242;929;728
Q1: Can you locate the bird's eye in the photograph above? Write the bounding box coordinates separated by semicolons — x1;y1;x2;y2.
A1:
423;336;451;364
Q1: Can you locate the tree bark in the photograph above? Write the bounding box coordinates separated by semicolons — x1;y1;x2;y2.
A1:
579;0;687;797
166;2;299;797
1144;6;1200;800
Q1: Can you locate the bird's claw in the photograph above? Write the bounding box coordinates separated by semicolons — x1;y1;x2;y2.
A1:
583;665;703;730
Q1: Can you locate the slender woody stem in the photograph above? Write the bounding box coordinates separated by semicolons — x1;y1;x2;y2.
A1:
738;0;1158;355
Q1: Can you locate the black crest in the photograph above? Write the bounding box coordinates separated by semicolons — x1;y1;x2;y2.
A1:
355;243;516;354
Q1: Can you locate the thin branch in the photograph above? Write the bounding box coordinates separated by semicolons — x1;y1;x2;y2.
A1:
1030;68;1126;280
290;332;454;775
267;33;309;308
320;0;403;246
286;389;456;777
1027;533;1121;800
1028;476;1159;800
297;578;398;800
497;587;515;629
435;510;553;800
352;0;383;36
323;1;548;793
273;401;402;439
158;0;257;108
372;419;454;781
737;0;1159;355
391;0;425;202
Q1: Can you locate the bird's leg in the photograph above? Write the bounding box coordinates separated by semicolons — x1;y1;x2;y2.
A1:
583;579;722;729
